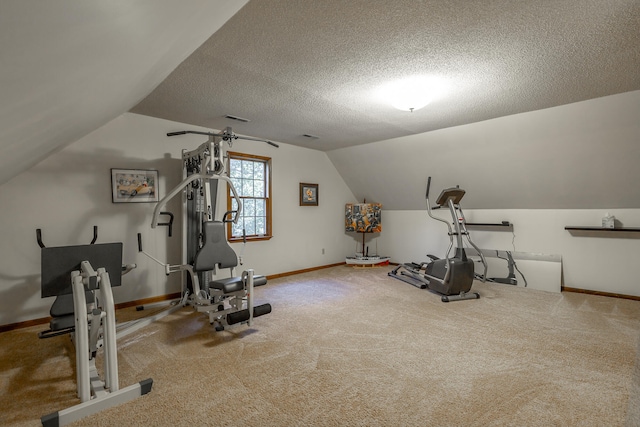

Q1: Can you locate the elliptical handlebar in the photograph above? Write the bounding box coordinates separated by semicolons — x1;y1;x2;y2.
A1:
425;177;454;235
425;176;431;200
425;177;455;276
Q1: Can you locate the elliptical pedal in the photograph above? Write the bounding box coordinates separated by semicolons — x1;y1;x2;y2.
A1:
441;292;480;303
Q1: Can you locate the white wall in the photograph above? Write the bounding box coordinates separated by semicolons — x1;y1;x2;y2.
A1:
378;206;640;297
220;129;357;274
327;92;640;298
0;113;356;326
328;90;640;211
4;93;638;327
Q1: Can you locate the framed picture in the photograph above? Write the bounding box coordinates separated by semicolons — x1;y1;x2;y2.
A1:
111;168;159;203
300;183;319;206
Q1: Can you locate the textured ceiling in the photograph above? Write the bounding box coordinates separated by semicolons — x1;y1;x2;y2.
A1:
131;0;640;151
0;0;247;186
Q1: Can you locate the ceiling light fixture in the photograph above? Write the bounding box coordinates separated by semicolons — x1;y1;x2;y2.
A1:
377;76;448;112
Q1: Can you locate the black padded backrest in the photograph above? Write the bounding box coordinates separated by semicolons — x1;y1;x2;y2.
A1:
41;242;123;297
193;221;238;272
50;292;94;318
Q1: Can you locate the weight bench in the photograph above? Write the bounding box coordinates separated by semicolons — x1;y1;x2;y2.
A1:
195;220;267;289
186;221;270;330
137;220;271;331
37;240;152;426
38;241;124;339
38;292;93;338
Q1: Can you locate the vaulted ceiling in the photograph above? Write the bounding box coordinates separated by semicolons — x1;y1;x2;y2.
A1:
1;0;639;192
131;0;640;151
0;0;248;186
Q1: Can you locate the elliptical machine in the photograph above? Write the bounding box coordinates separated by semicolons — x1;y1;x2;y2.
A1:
389;177;487;302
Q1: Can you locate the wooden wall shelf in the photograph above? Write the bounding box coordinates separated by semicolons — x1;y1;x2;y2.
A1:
565;226;640;239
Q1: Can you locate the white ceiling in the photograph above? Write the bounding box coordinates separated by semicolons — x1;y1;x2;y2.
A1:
0;0;247;186
131;0;640;151
1;0;639;190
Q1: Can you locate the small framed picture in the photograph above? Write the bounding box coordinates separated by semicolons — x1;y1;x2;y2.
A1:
300;183;319;206
111;168;159;203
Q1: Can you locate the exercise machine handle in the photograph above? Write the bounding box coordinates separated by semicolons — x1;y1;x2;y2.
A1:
156;211;174;237
222;210;239;223
36;229;45;248
426;176;432;200
137;233;165;269
167;130;217;138
90;225;98;244
152;172;242;228
166;129;279;148
36;226;98;248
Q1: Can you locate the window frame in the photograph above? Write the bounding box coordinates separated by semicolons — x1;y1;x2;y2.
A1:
226;151;273;242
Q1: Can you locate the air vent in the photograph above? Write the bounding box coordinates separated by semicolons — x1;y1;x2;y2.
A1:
224;114;250;123
303;134;320;139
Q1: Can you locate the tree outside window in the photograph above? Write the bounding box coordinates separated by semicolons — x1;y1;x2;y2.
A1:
227;152;272;241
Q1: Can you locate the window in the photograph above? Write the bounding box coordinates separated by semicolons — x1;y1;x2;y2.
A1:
227;152;272;242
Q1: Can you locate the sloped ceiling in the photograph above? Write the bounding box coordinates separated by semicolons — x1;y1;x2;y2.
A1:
2;1;639;210
0;0;248;186
131;0;640;151
327;90;640;210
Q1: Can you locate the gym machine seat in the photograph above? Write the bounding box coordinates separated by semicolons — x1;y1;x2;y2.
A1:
194;221;268;293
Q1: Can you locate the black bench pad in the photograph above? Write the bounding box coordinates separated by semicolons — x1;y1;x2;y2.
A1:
208;275;267;294
50;314;75;331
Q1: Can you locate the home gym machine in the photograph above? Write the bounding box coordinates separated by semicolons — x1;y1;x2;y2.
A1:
138;127;275;331
37;227;151;427
389;177;487;302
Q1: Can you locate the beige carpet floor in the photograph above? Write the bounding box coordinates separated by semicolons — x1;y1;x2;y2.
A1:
1;265;639;426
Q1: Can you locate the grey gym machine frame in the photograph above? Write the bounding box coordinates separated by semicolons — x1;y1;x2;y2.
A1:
138;127;275;330
164;127;275;285
389;177;487;302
